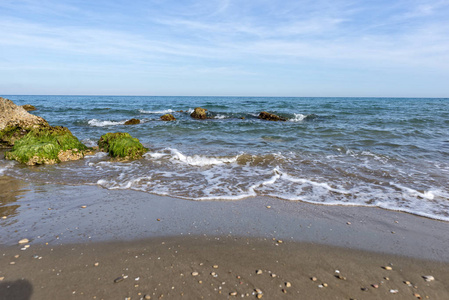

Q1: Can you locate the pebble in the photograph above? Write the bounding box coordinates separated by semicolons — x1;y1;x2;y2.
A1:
372;284;379;289
256;295;263;299
270;273;277;278
404;281;411;285
346;222;351;225
157;219;161;221
311;277;317;281
14;255;20;258
282;289;287;293
285;282;291;288
0;277;4;281
336;275;346;280
1;216;6;219
210;272;217;277
361;288;368;292
213;265;219;269
390;289;399;294
144;295;151;300
81;205;87;208
114;276;124;283
94;262;99;267
10;262;16;265
255;288;263;294
18;238;29;244
229;292;237;296
414;293;422;299
191;272;199;276
277;240;283;244
266;206;271;209
256;270;263;275
422;275;434;282
322;283;328;287
383;266;393;271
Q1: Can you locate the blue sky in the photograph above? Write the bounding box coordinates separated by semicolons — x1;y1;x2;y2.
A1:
1;0;449;97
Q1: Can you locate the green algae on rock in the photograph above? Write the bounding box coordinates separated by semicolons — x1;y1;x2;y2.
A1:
258;111;287;121
124;118;140;125
98;132;148;159
160;113;176;121
0;97;48;148
4;126;89;165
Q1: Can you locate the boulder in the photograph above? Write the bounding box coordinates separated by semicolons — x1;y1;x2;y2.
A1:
98;132;148;159
4;126;89;165
190;107;208;119
21;104;36;111
160;114;176;121
258;111;287;122
124;118;140;125
0;97;48;148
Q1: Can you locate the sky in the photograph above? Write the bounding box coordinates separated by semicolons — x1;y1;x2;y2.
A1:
1;0;449;97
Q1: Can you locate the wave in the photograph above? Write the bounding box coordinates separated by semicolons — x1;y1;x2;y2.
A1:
139;109;175;114
87;119;126;127
145;148;239;166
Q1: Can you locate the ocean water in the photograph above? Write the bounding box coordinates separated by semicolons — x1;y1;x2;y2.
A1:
2;96;449;221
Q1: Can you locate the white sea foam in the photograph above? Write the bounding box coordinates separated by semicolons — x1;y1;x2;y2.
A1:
289;113;307;122
146;148;239;167
139;109;174;114
214;114;227;119
88;119;126;127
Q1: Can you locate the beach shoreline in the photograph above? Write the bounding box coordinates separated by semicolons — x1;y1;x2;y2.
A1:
1;175;449;299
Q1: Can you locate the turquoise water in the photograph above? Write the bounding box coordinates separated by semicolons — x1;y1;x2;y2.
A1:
2;96;449;220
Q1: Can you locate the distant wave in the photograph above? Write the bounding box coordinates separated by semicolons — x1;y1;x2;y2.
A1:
139;109;174;114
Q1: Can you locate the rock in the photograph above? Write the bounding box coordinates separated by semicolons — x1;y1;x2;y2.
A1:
390;289;398;294
98;132;148;159
212;265;219;269
18;238;29;244
144;295;151;300
229;292;237;296
190;107;207;119
191;272;199;276
21;104;36;111
0;97;48;147
256;270;263;275
383;266;393;271
336;275;347;280
285;282;291;288
422;275;434;282
311;277;317;281
160;114;176;121
114;276;124;283
258;111;287;122
5;126;89;165
124;118;140;125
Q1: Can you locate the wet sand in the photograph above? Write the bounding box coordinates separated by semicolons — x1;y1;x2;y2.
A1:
1;176;449;299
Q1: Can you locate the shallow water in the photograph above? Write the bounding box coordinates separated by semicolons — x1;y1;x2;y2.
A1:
2;96;449;220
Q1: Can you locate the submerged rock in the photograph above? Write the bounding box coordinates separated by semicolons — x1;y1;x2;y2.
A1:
258;111;287;121
21;104;37;111
98;132;148;159
124;118;140;125
0;97;48;147
5;126;89;165
190;107;207;119
160;114;176;121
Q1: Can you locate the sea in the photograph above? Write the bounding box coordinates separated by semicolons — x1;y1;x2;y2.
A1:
1;96;449;221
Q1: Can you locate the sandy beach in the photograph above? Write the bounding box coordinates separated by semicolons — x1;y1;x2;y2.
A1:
1;175;449;299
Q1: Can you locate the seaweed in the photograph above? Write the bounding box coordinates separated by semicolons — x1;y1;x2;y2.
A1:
98;132;148;159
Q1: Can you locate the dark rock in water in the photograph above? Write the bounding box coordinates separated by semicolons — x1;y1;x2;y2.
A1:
0;97;49;148
4;126;90;165
21;104;36;111
191;107;208;119
258;111;287;122
160;114;176;121
124;118;140;125
305;114;318;121
98;132;148;159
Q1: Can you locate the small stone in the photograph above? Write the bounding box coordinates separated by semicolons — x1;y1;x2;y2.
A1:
336;275;346;280
18;238;29;244
10;262;15;265
210;272;217;277
266;206;271;209
277;240;283;244
372;284;379;288
422;275;434;282
285;282;291;288
0;277;4;281
270;273;277;278
404;281;411;285
311;277;317;281
256;270;263;275
157;219;161;221
384;277;390;280
1;216;6;219
114;276;124;283
94;262;99;267
282;289;287;293
390;289;398;294
229;292;237;296
213;265;219;269
256;295;263;299
24;245;30;249
322;283;328;287
383;266;393;271
255;288;263;294
191;272;199;276
414;293;422;299
144;295;151;300
198;280;202;284
81;205;87;208
14;255;20;258
361;288;368;292
346;222;351;225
